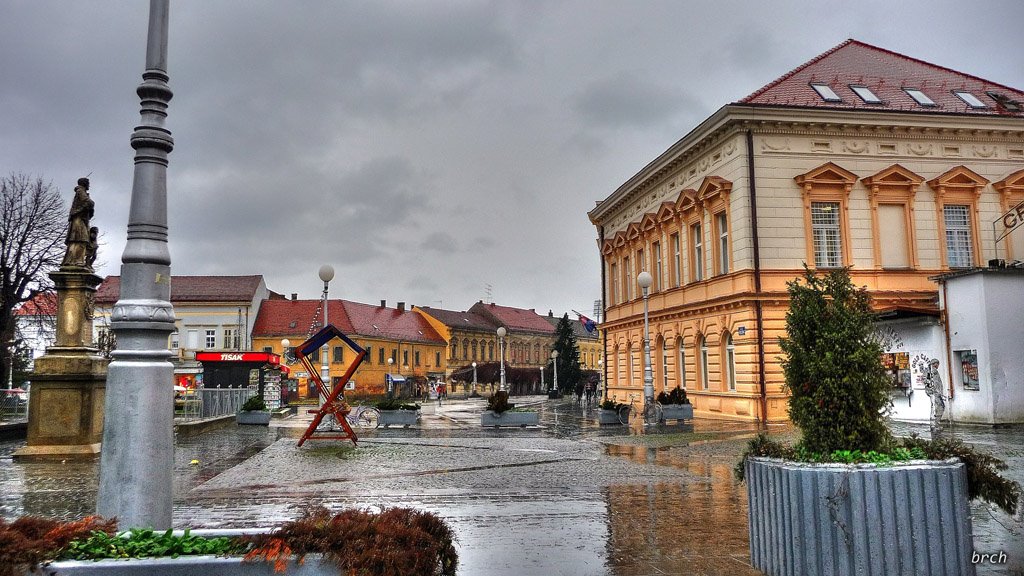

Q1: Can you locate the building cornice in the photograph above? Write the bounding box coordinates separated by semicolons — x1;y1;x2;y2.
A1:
589;104;1024;226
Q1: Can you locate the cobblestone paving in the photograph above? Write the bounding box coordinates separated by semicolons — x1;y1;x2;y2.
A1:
2;399;1022;575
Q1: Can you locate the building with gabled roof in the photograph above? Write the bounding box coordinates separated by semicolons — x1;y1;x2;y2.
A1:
589;39;1024;423
94;275;272;389
469;301;555;371
252;298;446;398
413;305;499;383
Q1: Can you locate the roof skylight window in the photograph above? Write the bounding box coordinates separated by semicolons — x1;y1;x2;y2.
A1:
810;83;842;102
850;85;882;104
904;88;936;107
953;91;987;108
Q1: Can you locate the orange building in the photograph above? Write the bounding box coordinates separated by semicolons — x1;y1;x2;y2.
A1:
588;40;1024;422
252;298;447;398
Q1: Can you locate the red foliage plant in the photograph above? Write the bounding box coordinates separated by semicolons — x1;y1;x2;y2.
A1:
0;515;117;576
243;506;458;576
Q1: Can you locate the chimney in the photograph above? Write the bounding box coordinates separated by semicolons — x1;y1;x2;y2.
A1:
380;300;386;308
398;302;405;312
548;310;553;317
291;293;297;301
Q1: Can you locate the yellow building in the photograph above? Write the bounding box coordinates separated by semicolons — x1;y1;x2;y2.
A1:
253;298;447;398
588;40;1024;422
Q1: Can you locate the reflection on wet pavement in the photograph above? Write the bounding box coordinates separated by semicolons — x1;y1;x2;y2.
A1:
2;400;1022;575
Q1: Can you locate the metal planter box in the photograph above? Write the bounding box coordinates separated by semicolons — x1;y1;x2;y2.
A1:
37;555;336;575
659;404;693;422
379;409;419;428
236;411;272;425
597;409;621;425
480;410;539;427
746;457;975;576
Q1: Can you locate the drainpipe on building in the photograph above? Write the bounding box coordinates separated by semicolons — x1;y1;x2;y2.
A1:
941;280;955;404
747;129;768;426
599;225;608;401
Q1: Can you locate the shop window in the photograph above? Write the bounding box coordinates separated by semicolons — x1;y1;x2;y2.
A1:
882;352;911;390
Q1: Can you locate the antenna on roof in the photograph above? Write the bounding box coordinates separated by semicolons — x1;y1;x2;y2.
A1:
484;284;493;304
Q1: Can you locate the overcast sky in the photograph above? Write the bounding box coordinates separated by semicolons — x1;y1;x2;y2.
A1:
4;1;1023;318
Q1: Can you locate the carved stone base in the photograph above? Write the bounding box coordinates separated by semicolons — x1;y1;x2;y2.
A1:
13;352;107;461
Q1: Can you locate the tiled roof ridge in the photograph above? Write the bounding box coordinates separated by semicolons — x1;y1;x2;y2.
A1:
740;38;1024;105
740;39;855;103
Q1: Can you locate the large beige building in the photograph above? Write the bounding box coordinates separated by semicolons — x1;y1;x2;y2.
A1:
589;40;1024;422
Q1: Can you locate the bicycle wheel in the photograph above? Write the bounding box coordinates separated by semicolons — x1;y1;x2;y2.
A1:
358;408;380;429
617;404;631;425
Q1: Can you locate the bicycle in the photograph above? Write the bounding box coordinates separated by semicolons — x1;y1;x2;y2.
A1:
346;404;381;429
616;394;663;426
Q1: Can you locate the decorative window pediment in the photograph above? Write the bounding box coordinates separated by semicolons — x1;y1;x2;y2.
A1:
928;165;988;197
656;201;676;223
862;164;923;191
626;222;641;241
697;176;732;204
675;189;700;217
994;169;1024;196
640;213;658;233
612;231;627;248
794;162;857;195
601;240;615;256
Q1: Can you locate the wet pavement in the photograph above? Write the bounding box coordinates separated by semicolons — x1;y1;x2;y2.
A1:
2;396;1022;575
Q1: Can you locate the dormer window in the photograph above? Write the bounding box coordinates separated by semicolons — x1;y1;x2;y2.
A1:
953;91;987;109
904;88;936;107
987;91;1022;112
850;85;881;104
811;83;842;102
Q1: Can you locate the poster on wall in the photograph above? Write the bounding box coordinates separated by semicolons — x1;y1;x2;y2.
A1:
958;350;980;391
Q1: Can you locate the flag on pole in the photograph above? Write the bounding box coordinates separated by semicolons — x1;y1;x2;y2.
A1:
573;310;597;333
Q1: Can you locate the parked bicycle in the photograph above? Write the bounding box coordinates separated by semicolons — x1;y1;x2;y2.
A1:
616;393;663;426
346;404;381;429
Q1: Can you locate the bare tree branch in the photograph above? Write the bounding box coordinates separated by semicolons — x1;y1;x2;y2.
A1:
1;173;67;382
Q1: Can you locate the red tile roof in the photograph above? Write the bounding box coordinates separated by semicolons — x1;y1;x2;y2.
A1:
252;299;355;337
416;306;497;332
15;292;57;316
95;275;265;305
253;299;445;344
469;301;555;334
740;39;1024;117
341;300;446;344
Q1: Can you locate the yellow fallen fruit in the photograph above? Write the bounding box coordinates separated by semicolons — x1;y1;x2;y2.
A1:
190;459;199;465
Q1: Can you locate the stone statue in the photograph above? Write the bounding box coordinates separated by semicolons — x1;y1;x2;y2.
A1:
922;358;946;423
61;178;96;269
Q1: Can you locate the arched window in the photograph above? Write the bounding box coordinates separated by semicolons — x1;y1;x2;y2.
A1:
698;335;709;390
627;342;634;387
677;337;687;389
472;340;478;361
488;341;494;361
450;340;457;360
724;332;736;391
662;339;671;391
463;339;469;360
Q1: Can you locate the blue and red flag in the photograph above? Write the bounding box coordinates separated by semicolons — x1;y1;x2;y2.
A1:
573;310;597;333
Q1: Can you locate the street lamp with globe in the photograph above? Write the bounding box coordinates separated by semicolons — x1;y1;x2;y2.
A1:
637;271;655;424
496;327;507;392
280;338;291;403
471;361;477;395
318;265;334;410
387;357;395;397
551;350;559;396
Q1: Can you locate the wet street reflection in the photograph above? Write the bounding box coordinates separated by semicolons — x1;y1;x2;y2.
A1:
2;399;1021;575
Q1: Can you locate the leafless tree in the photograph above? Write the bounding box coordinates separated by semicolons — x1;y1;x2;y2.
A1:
1;173;67;383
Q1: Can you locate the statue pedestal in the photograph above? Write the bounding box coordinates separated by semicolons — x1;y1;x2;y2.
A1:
13;270;107;460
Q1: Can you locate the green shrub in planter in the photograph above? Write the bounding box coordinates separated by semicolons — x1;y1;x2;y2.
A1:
487;391;512;414
656;386;689;405
374;396;421;411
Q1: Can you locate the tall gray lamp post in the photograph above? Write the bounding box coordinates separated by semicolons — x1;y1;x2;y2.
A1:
318;264;333;407
551;350;559;395
497;327;507;392
471;361;477;395
98;0;176;530
637;271;654;424
387;357;394;396
598;358;604;401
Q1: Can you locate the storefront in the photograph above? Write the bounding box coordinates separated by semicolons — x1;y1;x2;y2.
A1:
195;352;285;408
